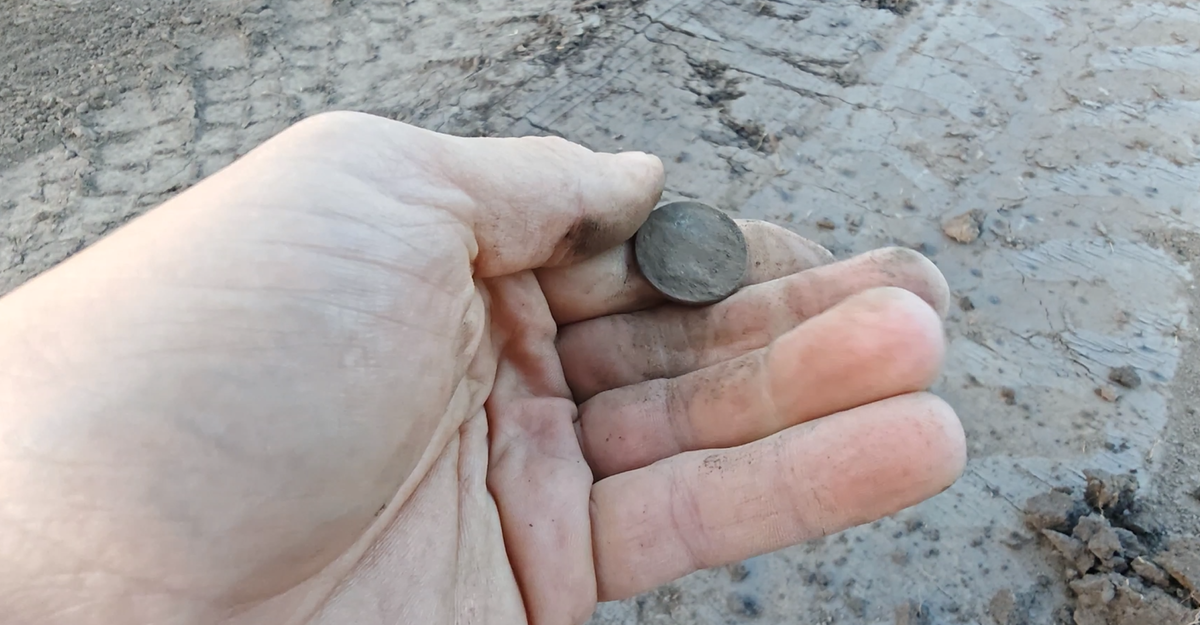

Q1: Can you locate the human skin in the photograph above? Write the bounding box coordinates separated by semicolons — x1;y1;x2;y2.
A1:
0;112;966;625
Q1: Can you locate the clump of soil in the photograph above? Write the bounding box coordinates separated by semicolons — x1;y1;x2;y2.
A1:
1023;470;1200;624
863;0;917;15
941;209;986;244
1108;366;1143;390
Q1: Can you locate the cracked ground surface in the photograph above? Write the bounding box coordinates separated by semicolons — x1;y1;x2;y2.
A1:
3;0;1200;622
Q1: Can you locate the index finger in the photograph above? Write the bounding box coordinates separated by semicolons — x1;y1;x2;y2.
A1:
537;220;834;325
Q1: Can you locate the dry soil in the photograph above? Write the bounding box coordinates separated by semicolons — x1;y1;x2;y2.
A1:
3;0;1199;623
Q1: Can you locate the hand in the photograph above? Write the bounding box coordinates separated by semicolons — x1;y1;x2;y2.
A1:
0;112;966;625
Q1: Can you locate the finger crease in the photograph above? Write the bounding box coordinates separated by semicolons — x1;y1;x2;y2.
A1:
758;348;784;432
667;471;708;572
662;378;690;456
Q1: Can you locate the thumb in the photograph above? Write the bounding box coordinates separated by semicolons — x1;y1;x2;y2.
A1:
434;132;666;277
277;112;666;277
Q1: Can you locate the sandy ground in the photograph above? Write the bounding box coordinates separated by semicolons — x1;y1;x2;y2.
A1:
3;0;1199;622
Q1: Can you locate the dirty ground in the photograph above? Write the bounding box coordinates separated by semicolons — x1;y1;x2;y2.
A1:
2;0;1199;622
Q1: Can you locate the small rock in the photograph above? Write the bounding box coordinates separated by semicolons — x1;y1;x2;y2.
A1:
1042;529;1095;574
1024;491;1087;533
1084;470;1138;516
816;217;836;230
1156;536;1200;594
75;102;90;114
958;295;975;311
942;209;985;243
179;14;201;25
726;561;750;582
1097;386;1118;402
1108;365;1142;389
1131;556;1171;588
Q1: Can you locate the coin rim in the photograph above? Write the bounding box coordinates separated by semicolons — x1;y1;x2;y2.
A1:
633;201;748;305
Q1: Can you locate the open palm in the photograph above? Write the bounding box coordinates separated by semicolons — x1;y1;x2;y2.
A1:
0;113;965;625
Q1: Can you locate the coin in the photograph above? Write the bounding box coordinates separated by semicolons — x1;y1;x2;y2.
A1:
633;201;748;305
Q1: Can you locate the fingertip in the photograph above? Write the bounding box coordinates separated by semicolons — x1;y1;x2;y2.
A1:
872;247;952;318
736;220;835;284
879;393;967;498
862;286;947;388
550;150;664;266
617;150;666;185
619;151;665;221
913;392;968;487
770;286;946;395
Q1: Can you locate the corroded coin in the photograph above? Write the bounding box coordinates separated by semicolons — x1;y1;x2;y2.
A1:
634;201;748;305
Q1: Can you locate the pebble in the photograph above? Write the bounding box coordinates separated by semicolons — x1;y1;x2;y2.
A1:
1097;385;1118;402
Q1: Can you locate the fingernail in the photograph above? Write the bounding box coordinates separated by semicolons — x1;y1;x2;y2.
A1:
617;151;664;176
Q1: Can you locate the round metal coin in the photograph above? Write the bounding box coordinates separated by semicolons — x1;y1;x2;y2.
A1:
633;201;748;305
